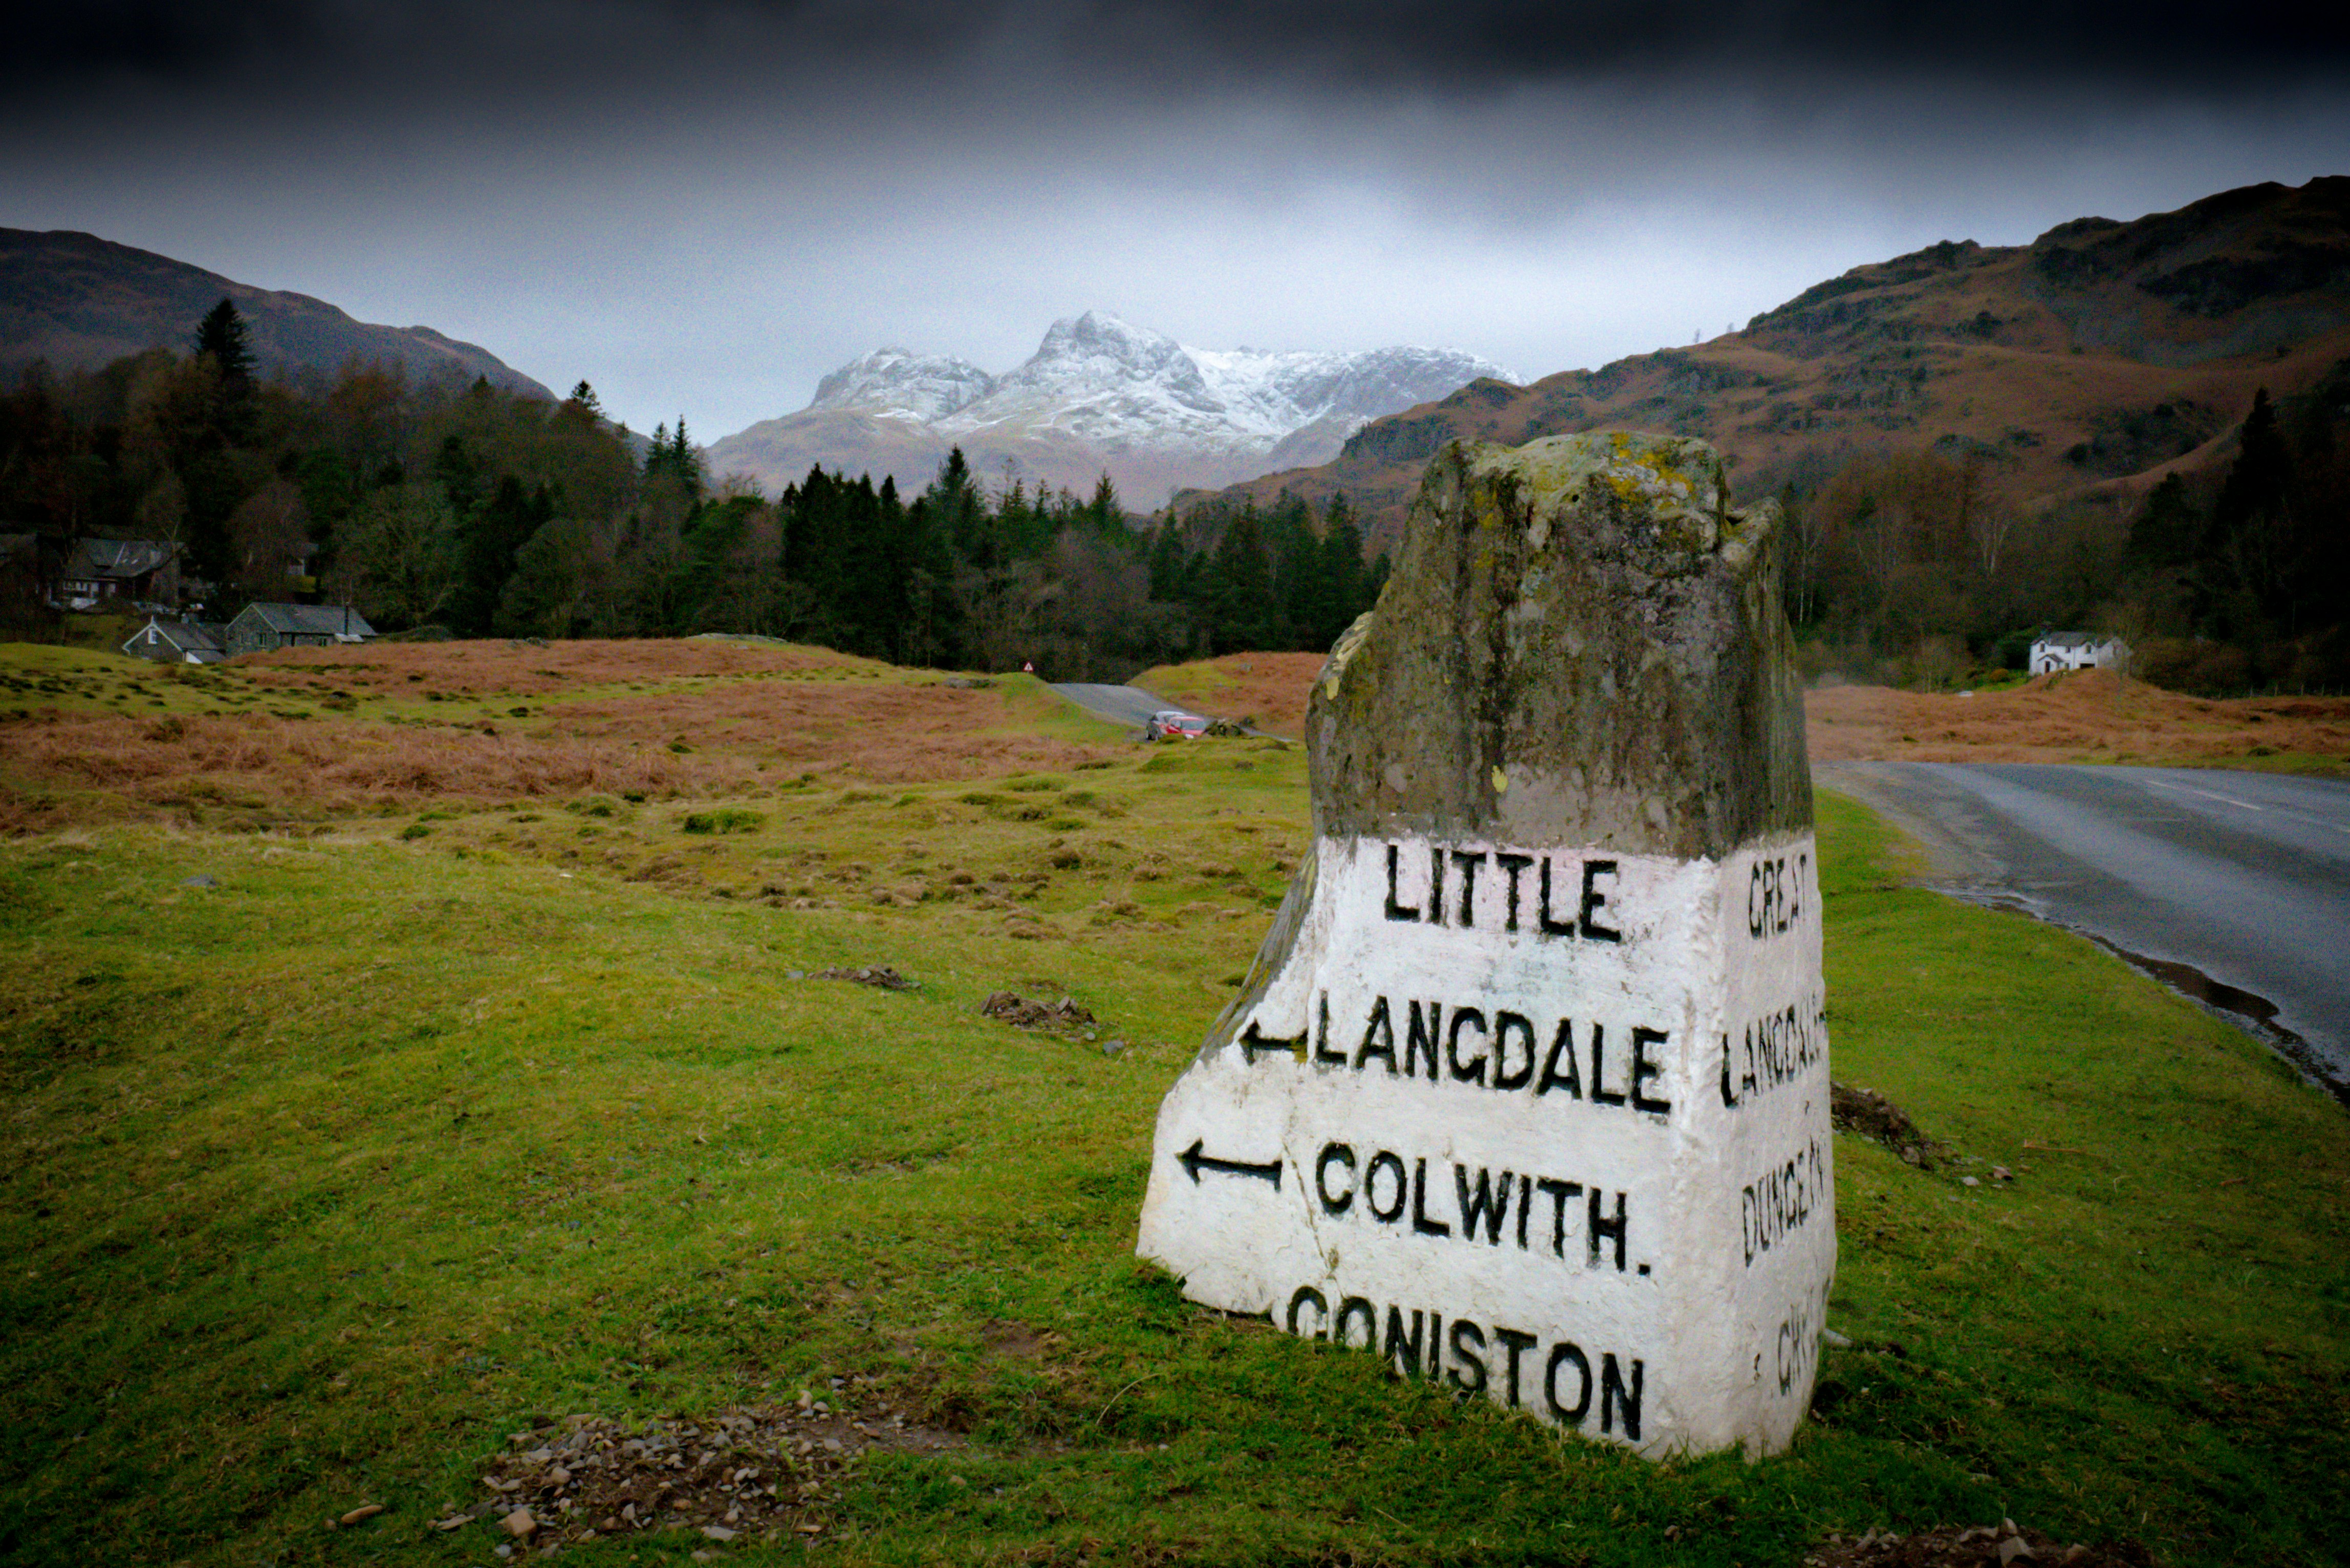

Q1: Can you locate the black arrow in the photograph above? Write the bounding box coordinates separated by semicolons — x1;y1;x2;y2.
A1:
1239;1020;1304;1064
1178;1138;1283;1189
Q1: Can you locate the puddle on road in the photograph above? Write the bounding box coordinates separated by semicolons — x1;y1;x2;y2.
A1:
1948;888;2350;1110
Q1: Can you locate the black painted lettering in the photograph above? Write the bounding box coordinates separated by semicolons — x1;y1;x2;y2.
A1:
1516;1174;1532;1250
1428;1313;1443;1380
1315;1143;1357;1215
1446;1320;1488;1393
1579;859;1621;943
1404;1001;1442;1081
1536;1019;1584;1098
1537;856;1577;937
1536;1177;1580;1257
1287;1286;1329;1339
1411;1157;1451;1236
1429;846;1446;925
1721;991;1827;1111
1494;1327;1538;1409
1491;1011;1536;1091
1314;992;1346;1065
1356;996;1397;1075
1450;850;1487;926
1746;854;1807;941
1600;1355;1644;1440
1454;1164;1513;1244
1495;853;1533;931
1589;1188;1628;1272
1590;1025;1627;1107
1384;1306;1425;1380
1364;1151;1408;1224
1545;1342;1593;1423
1630;1026;1671;1115
1446;1006;1489;1085
1740;1137;1827;1266
1383;843;1420;923
1335;1296;1377;1349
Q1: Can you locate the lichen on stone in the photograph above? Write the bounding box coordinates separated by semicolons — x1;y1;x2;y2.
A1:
1299;429;1808;860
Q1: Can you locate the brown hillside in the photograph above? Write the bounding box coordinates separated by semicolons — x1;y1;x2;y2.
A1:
0;229;553;398
1190;178;2350;547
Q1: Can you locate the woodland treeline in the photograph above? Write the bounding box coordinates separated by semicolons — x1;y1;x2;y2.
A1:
1770;363;2349;693
0;302;1386;680
6;302;2341;693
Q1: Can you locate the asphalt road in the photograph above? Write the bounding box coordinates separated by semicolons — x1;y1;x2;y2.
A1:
1820;761;2350;1101
1051;683;1176;729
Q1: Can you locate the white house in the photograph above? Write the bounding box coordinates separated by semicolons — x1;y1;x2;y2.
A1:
2030;631;2129;674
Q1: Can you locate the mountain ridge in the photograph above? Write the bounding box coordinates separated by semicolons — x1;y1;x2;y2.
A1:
706;311;1512;505
1184;176;2350;547
0;228;554;400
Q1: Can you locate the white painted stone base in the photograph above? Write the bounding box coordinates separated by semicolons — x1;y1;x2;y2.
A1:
1137;832;1833;1458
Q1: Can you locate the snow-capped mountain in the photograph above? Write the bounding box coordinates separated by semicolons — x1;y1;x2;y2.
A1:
808;348;996;422
706;312;1513;507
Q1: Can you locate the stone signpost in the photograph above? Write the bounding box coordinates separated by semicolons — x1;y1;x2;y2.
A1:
1137;431;1832;1458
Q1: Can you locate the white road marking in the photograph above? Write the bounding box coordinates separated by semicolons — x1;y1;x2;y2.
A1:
2140;776;2350;836
2142;778;2265;812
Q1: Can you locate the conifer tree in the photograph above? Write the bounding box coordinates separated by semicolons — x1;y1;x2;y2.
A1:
193;299;255;391
1319;494;1370;644
1208;506;1274;652
1086;472;1122;535
2202;388;2296;641
448;475;552;635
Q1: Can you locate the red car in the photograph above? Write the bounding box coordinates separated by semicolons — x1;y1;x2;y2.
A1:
1145;710;1210;741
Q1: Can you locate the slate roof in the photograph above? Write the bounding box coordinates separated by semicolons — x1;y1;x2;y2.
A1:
242;603;377;638
2035;631;2109;649
68;538;177;580
123;618;227;661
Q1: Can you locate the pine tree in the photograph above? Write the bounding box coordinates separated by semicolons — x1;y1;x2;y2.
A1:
1086;472;1122;536
2126;474;2200;570
448;476;552;636
1147;520;1186;601
1208;507;1275;652
2202;388;2296;642
193;299;255;391
1319;495;1369;644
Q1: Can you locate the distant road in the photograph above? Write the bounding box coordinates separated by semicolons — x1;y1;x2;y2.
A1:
1821;761;2350;1101
1051;683;1171;730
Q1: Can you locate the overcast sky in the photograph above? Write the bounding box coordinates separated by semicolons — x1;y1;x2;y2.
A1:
6;1;2347;438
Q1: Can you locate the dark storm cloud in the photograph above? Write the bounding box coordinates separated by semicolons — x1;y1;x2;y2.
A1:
5;0;2343;440
1052;0;2350;94
11;2;316;79
11;0;2347;101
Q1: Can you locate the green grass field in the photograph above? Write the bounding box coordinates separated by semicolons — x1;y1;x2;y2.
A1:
2;648;2345;1566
